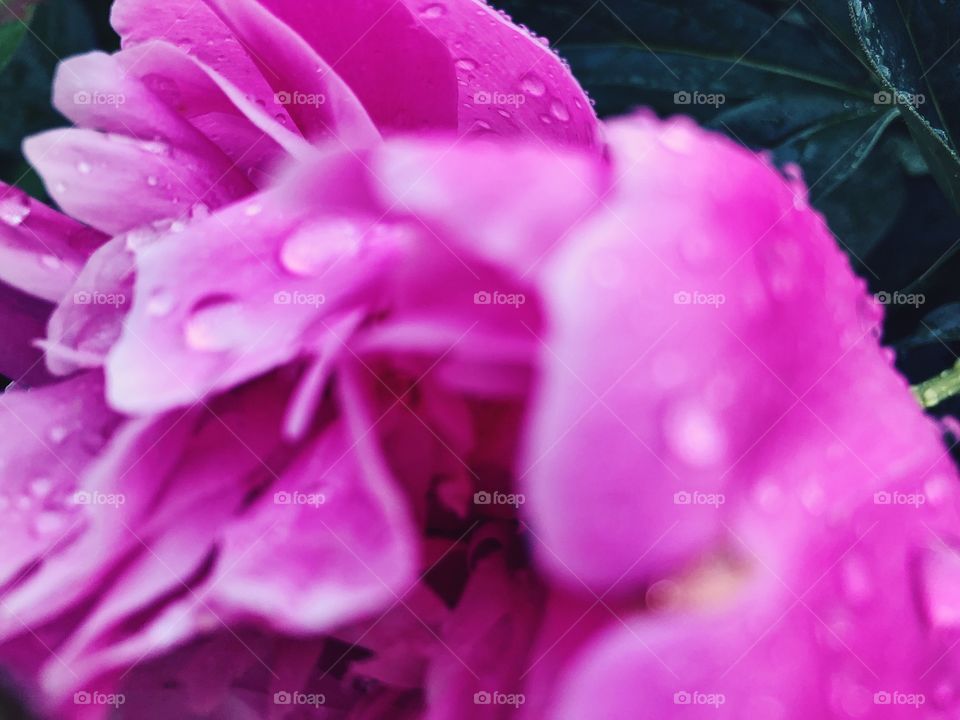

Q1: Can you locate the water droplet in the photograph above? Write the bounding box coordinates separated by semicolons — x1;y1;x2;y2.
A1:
49;426;68;444
753;478;783;511
840;554;872;606
664;401;727;467
33;511;67;537
39;255;61;270
279;218;365;277
420;3;445;18
183;295;246;352
190;203;210;220
800;481;825;513
454;58;477;71
519;73;546;97
0;190;31;226
496;109;511;119
146;175;159;187
918;544;960;629
661;125;695;153
933;679;958;709
146;289;174;317
76;161;92;175
244;203;263;217
139;141;168;155
926;475;952;505
29;477;53;499
549;98;570;122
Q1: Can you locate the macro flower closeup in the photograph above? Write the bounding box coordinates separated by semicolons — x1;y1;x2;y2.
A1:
1;0;960;719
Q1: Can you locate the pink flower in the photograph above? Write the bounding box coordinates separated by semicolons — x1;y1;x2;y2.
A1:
0;0;597;382
0;8;955;717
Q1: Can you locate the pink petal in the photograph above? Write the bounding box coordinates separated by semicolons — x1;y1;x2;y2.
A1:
520;113;941;593
23;129;252;235
372;137;607;271
0;281;55;386
0;373;119;592
105;154;405;414
403;0;598;145
255;0;458;133
111;0;279;109
205;368;417;634
0;182;105;303
112;41;311;174
200;0;380;146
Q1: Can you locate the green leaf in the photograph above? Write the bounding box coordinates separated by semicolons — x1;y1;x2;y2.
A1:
496;0;901;257
899;303;960;349
0;0;98;188
0;1;33;73
848;0;960;212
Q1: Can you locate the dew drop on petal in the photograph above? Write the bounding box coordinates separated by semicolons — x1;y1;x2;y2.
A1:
33;511;67;537
279;218;364;277
663;401;727;467
420;3;445;18
549;98;570;122
146;289;175;317
76;161;92;175
184;296;246;352
519;73;546;97
49;425;68;444
29;477;53;499
0;190;31;226
917;544;960;630
840;553;872;606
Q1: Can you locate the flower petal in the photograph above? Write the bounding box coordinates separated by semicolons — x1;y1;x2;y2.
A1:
23;129;253;235
200;0;380;145
204;367;417;634
0;182;105;303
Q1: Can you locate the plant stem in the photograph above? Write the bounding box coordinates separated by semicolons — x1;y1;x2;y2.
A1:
914;359;960;409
